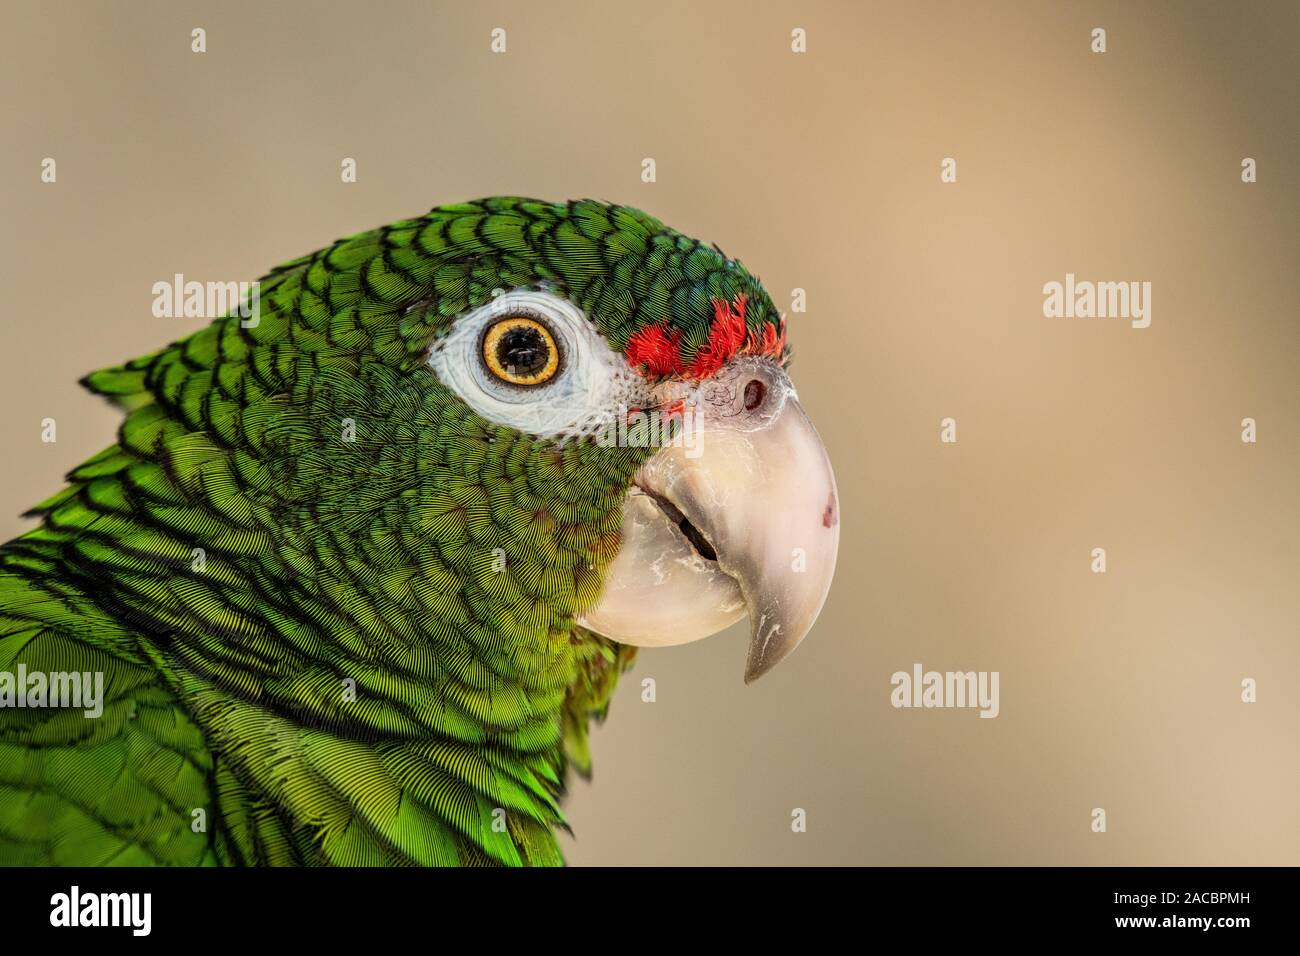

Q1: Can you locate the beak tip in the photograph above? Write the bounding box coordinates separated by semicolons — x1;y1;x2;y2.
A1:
742;642;789;684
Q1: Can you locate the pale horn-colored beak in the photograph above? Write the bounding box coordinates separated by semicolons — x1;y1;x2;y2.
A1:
577;357;839;682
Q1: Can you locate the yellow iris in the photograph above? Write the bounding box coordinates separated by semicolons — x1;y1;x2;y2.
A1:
481;316;560;386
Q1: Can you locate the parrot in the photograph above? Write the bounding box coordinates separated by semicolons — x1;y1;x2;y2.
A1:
0;197;838;866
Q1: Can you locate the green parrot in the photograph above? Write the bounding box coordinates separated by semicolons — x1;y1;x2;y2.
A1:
0;197;838;866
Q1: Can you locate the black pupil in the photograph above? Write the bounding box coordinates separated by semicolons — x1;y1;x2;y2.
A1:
497;326;549;378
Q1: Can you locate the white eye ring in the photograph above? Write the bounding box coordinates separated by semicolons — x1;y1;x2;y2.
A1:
427;288;641;440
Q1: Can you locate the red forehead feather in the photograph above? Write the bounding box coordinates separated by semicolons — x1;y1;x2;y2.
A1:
624;294;787;379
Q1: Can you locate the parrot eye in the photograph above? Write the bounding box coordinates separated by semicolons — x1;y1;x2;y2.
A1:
482;316;560;386
426;288;643;440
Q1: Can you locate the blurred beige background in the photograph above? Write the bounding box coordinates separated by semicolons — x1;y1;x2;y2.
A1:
1;0;1296;865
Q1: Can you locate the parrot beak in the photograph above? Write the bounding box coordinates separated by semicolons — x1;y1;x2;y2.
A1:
577;359;839;682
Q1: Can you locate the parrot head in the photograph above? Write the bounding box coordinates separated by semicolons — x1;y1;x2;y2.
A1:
80;196;837;701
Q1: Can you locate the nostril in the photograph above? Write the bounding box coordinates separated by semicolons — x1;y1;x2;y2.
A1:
743;379;766;411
